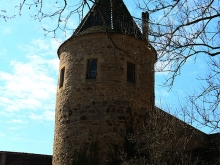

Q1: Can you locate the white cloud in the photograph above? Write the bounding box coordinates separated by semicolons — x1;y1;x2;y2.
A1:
32;39;50;50
8;119;27;124
0;59;57;97
18;38;62;57
155;88;170;97
29;110;55;121
0;26;13;35
0;133;5;137
8;126;23;130
0;49;7;57
0;38;59;121
0;57;57;113
155;61;170;76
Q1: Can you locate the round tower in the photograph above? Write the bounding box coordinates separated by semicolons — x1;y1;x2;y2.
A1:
53;0;157;164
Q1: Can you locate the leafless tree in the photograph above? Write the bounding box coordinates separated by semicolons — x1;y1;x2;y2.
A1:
4;0;219;68
7;0;96;37
0;9;15;21
121;108;219;165
135;0;220;133
180;57;220;133
136;0;220;84
2;0;219;136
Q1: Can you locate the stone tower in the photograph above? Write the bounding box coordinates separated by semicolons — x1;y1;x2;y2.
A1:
53;0;157;164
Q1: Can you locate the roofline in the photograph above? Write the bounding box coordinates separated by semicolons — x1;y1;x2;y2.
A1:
57;31;157;60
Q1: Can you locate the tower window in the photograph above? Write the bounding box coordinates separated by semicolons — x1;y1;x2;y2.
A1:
59;67;65;88
87;59;97;78
127;62;135;82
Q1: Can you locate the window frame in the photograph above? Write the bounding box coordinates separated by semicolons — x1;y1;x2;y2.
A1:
59;67;65;88
87;59;97;79
127;62;136;83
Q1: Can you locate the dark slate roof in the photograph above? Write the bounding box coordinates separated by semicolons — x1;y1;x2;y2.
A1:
73;0;143;38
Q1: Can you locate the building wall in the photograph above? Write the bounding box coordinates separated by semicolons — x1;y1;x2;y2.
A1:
0;151;52;165
53;32;157;165
153;107;209;150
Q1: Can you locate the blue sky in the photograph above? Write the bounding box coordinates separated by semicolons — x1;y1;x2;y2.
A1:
0;0;212;155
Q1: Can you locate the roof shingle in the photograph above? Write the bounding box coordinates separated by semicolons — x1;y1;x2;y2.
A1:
73;0;143;38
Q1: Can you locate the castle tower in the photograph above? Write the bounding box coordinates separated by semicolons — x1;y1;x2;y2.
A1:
53;0;157;164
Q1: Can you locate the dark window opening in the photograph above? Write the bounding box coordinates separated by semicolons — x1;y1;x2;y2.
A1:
87;59;97;78
127;62;135;82
59;67;65;88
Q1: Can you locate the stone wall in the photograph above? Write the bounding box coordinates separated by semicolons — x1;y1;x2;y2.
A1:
0;151;52;165
53;32;157;165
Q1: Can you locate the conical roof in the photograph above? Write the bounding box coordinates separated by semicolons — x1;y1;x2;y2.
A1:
73;0;143;38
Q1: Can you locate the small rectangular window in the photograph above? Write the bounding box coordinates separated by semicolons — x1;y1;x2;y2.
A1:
87;59;97;78
59;67;65;88
127;62;135;82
